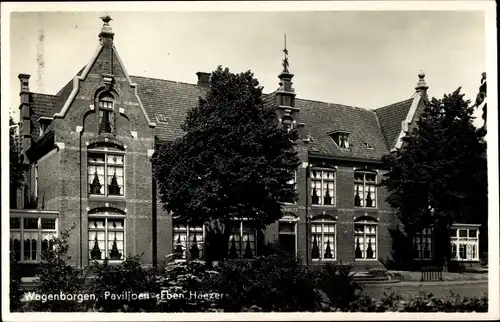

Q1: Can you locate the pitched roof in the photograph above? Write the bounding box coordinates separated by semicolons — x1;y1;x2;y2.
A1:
375;98;414;149
295;98;390;160
130;76;394;160
130;76;208;142
31;93;56;140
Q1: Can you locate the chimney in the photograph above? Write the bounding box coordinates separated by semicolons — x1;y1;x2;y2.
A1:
415;71;429;98
18;73;32;153
196;72;210;88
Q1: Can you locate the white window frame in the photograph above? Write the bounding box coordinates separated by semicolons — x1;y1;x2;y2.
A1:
450;225;480;262
278;216;298;256
228;219;257;258
88;215;126;263
413;227;434;261
9;214;58;263
88;149;125;198
354;219;378;261
354;170;377;208
172;222;205;261
310;218;337;261
310;168;336;206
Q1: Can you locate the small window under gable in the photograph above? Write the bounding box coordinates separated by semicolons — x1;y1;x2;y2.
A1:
328;131;351;149
98;92;115;134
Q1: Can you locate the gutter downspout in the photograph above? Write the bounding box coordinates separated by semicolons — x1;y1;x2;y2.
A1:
305;156;310;266
79;127;83;271
152;171;158;267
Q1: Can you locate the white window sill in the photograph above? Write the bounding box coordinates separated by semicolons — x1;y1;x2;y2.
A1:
311;204;336;208
414;258;433;261
311;259;337;262
354;259;379;261
354;206;377;210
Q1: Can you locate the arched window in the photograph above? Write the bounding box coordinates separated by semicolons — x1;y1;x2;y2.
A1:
88;150;125;197
354;217;377;260
98;92;115;134
311;215;336;261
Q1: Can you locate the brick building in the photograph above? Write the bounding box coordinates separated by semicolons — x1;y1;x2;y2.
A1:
10;17;482;275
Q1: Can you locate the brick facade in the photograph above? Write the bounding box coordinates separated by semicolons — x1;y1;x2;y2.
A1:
12;17;444;273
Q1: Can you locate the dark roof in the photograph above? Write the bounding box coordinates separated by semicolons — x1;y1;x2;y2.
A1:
295;98;390;160
30;93;56;140
375;98;413;149
53;66;86;115
31;69;412;162
131;76;208;142
131;76;394;160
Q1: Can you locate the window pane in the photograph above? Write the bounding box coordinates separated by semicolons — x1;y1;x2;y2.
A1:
10;232;21;261
10;217;21;229
469;230;477;238
107;165;124;196
88;153;105;164
108;231;124;260
89;230;106;260
459;230;468;238
89;165;105;194
24;231;38;261
89;219;106;229
24;218;38;229
41;218;56;230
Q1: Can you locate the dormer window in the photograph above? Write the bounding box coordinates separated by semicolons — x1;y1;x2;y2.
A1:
98;93;115;134
328;131;351;149
37;116;53;138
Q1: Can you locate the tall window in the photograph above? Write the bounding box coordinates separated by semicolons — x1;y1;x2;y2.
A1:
173;222;204;260
354;218;377;260
354;171;377;208
311;218;336;261
88;152;124;196
450;226;479;261
413;227;433;260
228;220;256;258
310;169;335;206
88;217;125;261
10;216;57;262
98;93;115;134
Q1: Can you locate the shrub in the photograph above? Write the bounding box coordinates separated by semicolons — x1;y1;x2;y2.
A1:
346;291;488;312
213;250;320;312
9;249;24;312
34;225;91;312
314;263;362;310
90;255;158;312
156;259;221;312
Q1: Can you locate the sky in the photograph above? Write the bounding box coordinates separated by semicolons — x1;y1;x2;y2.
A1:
8;10;486;126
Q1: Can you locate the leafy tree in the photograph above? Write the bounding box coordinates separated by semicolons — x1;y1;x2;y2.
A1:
381;88;487;262
10;117;24;207
153;66;300;258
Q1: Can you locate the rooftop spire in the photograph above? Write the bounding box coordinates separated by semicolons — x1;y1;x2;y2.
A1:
415;70;429;92
282;34;290;73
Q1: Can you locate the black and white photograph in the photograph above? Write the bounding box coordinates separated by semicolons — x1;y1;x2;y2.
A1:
1;1;498;320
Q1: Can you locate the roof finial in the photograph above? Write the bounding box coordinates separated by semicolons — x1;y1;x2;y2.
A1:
415;70;429;92
99;14;114;40
282;34;290;73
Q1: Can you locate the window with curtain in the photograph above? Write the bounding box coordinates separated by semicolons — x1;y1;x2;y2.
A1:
310;169;335;206
88;217;125;261
88;152;124;197
413;227;433;260
354;171;377;207
173;222;204;260
354;219;377;260
9;216;57;262
450;226;479;261
310;218;336;261
228;220;257;258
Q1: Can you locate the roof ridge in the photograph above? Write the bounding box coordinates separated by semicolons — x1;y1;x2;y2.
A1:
374;97;414;112
130;75;200;88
